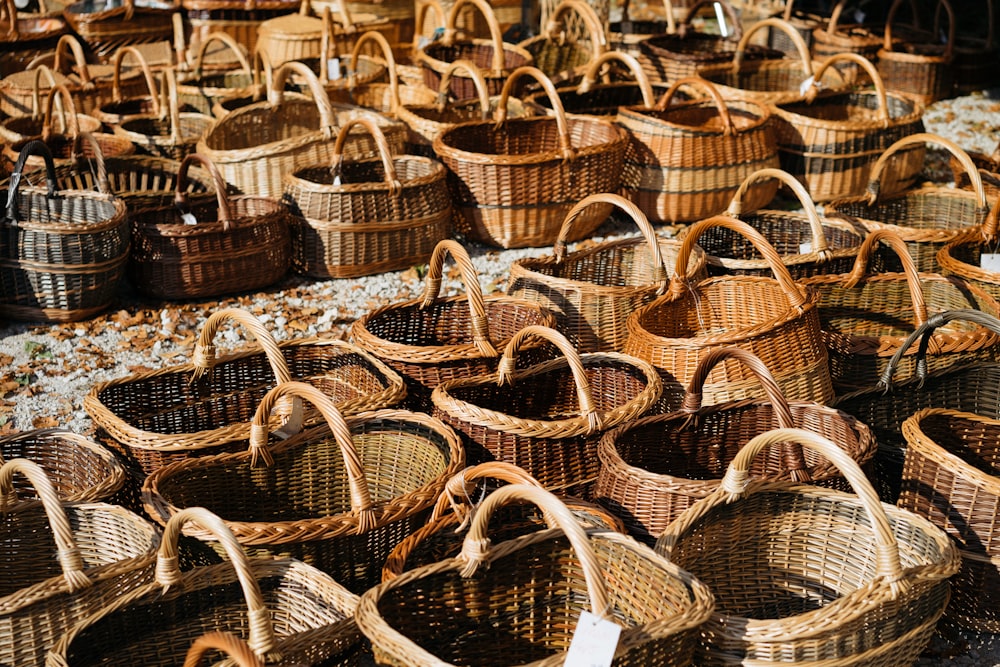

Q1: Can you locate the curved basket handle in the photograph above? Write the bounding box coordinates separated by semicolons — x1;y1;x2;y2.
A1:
885;0;955;59
6;140;58;221
70;132;112;195
655;76;735;136
0;458;93;593
349;30;400;110
734;17;812;75
184;632;263;667
1;0;18;40
496;325;603;433
251;44;274;101
541;0;608;54
430;461;545;522
865;133;986;209
248;382;376;532
328;0;358;34
436;59;491;120
727;167;829;257
174;152;233;229
271;60;337;131
671;215;811;311
31;65;59;122
443;0;506;74
43;84;80;142
158;508;281;662
413;0;448;52
193;30;252;78
680;0;742;40
53;34;92;85
459;484;612;618
554;192;669;292
825;0;849;35
808;53;888;124
842;228;929;329
496;66;574;160
331;116;401;196
578;50;656;109
112;46;160;116
419;239;498;357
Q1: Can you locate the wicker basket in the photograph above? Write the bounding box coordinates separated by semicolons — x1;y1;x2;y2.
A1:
143;381;465;593
826;133;989;273
765;0;825;53
282;116;451;278
517;0;606;86
183;632;263;667
595;347;876;544
351;239;557;410
175;30;256;115
507;192;707;353
938;206;1000;303
431;325;662;495
624;215;836;410
62;0;176;59
656;427;959;666
0;66;102;148
92;45;166;127
335;29;437;116
255;0;325;67
0;458;159;667
877;0;955;106
695;167;866;279
811;0;884;84
770;52;925;203
616;76;779;224
0;139;128;322
48;506;365;666
0;0;66;78
357;483;714;667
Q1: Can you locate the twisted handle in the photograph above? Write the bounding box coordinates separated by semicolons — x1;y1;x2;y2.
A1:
655;76;735;136
53;34;92;85
42;84;80;141
70;132;111;195
7;140;59;221
842;228;929;330
579;50;656;109
808;53;888;124
727;167;829;257
184;632;263;667
430;461;545;522
496;66;575;160
330;116;401;196
733;17;812;74
112;46;160;115
349;30;399;110
271;60;337;131
865;133;986;209
437;60;491;120
174;153;232;229
443;0;506;73
193;30;252;78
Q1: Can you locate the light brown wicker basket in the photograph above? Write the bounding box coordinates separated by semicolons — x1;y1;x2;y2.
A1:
517;0;606;86
175;30;256;115
877;0;955;106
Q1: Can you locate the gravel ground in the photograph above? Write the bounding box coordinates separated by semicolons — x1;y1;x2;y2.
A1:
1;88;999;664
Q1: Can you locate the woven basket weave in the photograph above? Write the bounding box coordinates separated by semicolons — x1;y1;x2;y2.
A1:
62;0;175;60
517;0;606;86
811;0;883;84
877;0;955;106
176;31;256;115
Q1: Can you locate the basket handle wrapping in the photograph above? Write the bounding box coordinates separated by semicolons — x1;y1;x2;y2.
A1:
842;228;929;330
0;458;93;592
981;197;1000;243
70;132;112;195
733;17;812;74
679;0;742;40
578;50;656;109
419;239;498;357
271;60;337;132
112;46;160;115
53;34;92;86
42;84;80;142
655;76;735;136
442;0;506;74
184;632;263;667
554;192;669;291
807;53;888;125
727;167;830;258
248;382;377;532
430;461;545;522
459;484;613;619
348;31;399;110
30;65;59;123
331;116;401;196
885;0;955;59
541;0;608;54
192;31;252;79
670;215;811;311
497;325;603;433
496;66;574;160
436;60;491;120
159;508;281;662
658;428;909;593
864;133;987;209
174;152;233;229
6;140;59;221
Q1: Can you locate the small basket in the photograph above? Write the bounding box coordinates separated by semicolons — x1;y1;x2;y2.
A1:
616;76;779;224
507;192;707;353
938;209;1000;304
351;239;557;410
765;0;824;53
356;483;714;667
595;347;876;544
811;0;884;84
0;66;102;148
0;0;66;78
877;0;955;106
255;0;326;67
607;0;676;64
431;325;662;496
517;0;606;86
62;0;176;60
656;428;959;666
175;30;256;115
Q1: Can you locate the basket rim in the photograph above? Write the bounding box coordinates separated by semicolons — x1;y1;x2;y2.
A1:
772;89;924;130
903;406;1000;494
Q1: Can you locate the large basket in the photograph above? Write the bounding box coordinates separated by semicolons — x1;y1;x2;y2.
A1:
877;0;955;105
351;239;556;410
811;0;883;84
48;507;364;666
656;428;959;666
507;192;706;353
143;381;465;593
357;483;714;667
0;459;159;667
0;140;128;322
624;216;836;411
595;347;876;544
62;0;176;59
770;52;925;203
616;76;779;224
283;116;450;279
517;0;606;86
431;325;662;495
695;167;866;279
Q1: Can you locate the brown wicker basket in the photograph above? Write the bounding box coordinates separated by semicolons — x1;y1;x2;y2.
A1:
282;115;451;278
937;206;1000;303
62;0;176;59
507;192;707;353
595;347;876;544
765;0;825;53
92;45;167;127
357;483;714;667
517;0;605;86
351;239;557;410
0;0;66;78
175;30;256;115
616;76;779;224
811;0;884;84
0;66;100;149
332;30;437;116
877;0;955;106
183;632;262;667
656;427;959;667
143;381;465;593
255;0;325;67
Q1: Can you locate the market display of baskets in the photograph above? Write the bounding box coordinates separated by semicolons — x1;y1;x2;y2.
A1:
0;66;102;148
0;0;66;79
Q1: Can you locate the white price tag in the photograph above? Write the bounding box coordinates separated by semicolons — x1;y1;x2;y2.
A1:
417;35;432;50
181;212;198;226
564;611;621;667
798;75;816;97
853;9;866;22
799;241;813;254
981;253;1000;272
332;174;342;186
327;58;342;81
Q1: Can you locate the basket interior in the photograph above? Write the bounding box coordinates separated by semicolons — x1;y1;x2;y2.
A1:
438;115;620;156
293;156;434;187
515;240;674;288
363;299;549;348
635;101;765;133
201;99;324;149
1;435;114;502
697;212;864;258
830;190;987;231
118;114;213;140
778;90;917;123
422;41;530;71
916;412;1000;477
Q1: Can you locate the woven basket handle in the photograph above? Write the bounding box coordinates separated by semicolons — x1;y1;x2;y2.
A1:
42;84;80;142
413;0;447;52
679;0;742;40
53;34;92;86
419;239;498;357
184;632;263;667
808;53;888;124
0;458;93;593
655;76;735;136
349;30;399;110
497;66;574;159
331;116;401;196
542;0;608;54
174;152;233;228
865;133;987;209
658;428;908;591
825;0;850;35
443;0;506;73
671;215;811;310
430;461;545;522
554;192;669;291
579;50;656;109
271;60;337;131
112;46;159;115
193;31;252;78
734;17;812;74
159;508;281;661
885;0;955;59
497;325;603;433
437;60;491;119
843;229;929;331
31;65;59;122
727;167;829;257
6;140;58;221
327;0;358;34
248;382;377;532
460;484;613;618
70;132;112;195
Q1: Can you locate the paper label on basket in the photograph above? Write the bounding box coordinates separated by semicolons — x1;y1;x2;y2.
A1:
800;241;812;254
417;36;432;49
981;254;1000;272
332;174;342;186
564;611;621;667
853;9;866;22
181;213;198;226
799;75;816;96
327;58;342;80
